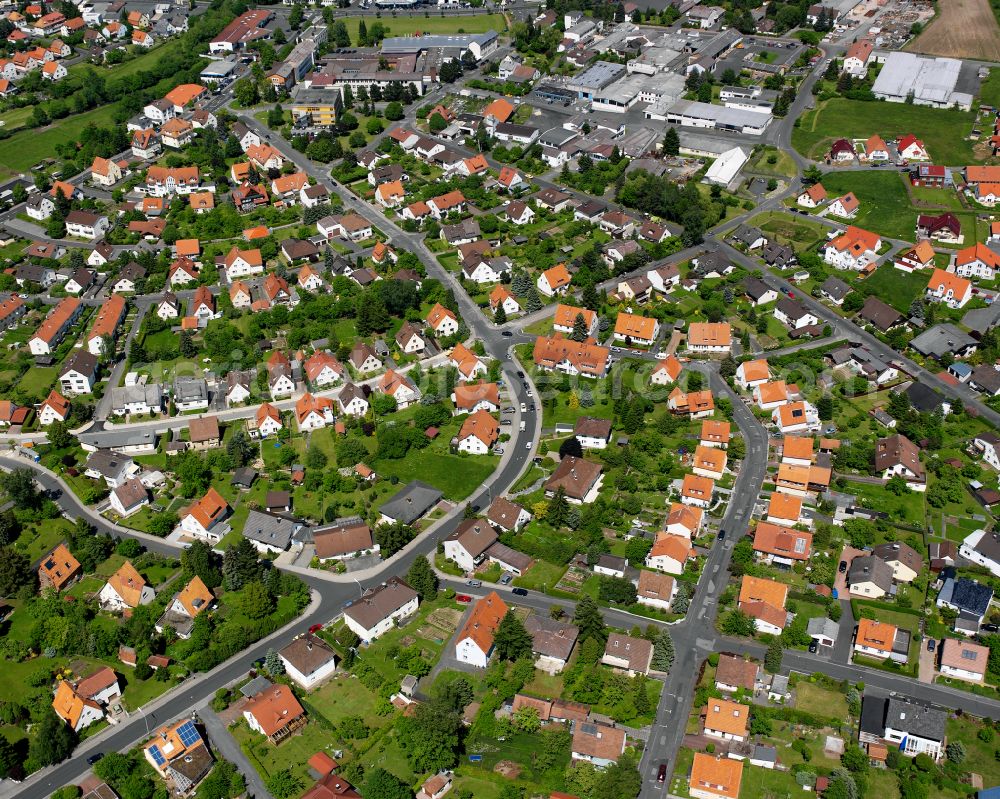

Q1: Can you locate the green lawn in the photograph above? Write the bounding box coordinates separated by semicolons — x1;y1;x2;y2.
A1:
119;666;176;710
749;211;830;253
337;14;506;41
307;675;384;727
513;560;567;591
374;449;497;501
233;719;334;789
748;146;799;180
819;171;916;241
946;715;1000;789
980;68;1000;110
0;104;121;180
858;265;929;313
909;184;966;211
792;98;978;164
0;106;34;133
17;367;57;402
841;478;926;525
12;516;76;563
793;680;848;718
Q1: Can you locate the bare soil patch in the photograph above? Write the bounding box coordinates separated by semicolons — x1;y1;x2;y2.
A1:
911;0;1000;61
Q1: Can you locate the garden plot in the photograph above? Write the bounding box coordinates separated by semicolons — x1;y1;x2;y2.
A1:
415;608;463;644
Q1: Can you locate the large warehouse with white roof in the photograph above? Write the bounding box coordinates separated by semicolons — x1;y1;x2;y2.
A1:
871;52;973;111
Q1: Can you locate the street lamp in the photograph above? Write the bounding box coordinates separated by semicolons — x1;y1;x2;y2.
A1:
138;705;150;736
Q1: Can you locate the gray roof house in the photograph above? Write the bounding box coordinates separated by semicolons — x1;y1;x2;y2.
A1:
819;276;851;304
847;555;894;597
909;323;977;360
378;481;443;524
241;509;305;553
938;576;993;634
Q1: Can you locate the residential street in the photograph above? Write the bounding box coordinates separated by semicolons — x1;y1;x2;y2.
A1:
4;14;1000;799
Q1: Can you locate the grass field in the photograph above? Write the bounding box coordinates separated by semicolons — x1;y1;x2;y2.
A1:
373;448;497;501
859;264;929;314
79;37;192;82
792;98;978;165
0;104;121;180
819;171;916;240
911;0;1000;61
794;680;848;718
749;211;829;253
982;69;1000;110
337;13;506;42
512;559;567;591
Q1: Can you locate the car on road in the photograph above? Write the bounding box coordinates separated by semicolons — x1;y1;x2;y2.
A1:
500;573;513;585
87;753;105;766
517;370;525;378
838;560;847;573
984;624;1000;633
525;441;532;449
657;764;667;782
455;594;472;603
467;580;482;587
520;403;526;412
808;639;818;653
717;529;725;540
927;638;936;653
501;331;513;337
308;623;323;634
512;587;528;596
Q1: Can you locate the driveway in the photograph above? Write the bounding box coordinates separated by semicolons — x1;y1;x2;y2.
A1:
832;546;867;597
199;706;275;799
918;639;937;684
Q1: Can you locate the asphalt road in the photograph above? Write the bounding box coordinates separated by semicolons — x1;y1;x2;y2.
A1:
9;29;1000;799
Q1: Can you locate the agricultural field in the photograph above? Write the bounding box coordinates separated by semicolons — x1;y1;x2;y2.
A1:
911;0;1000;61
792;99;978;165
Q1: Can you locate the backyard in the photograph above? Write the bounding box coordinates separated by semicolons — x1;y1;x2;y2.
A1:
856;264;929;313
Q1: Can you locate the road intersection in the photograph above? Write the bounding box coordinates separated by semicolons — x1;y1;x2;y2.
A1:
7;27;1000;799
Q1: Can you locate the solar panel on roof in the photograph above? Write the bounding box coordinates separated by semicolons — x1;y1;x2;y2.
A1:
149;745;165;766
176;720;200;747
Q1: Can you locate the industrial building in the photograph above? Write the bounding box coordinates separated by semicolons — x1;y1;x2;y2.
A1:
654;99;771;136
704;147;749;188
871;52;973;111
568;61;628;100
379;30;498;62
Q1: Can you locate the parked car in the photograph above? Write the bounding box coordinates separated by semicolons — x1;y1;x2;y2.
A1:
927;639;936;653
512;587;528;596
87;753;105;766
838;560;848;573
808;640;818;653
467;580;482;587
455;594;472;603
500;573;513;585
